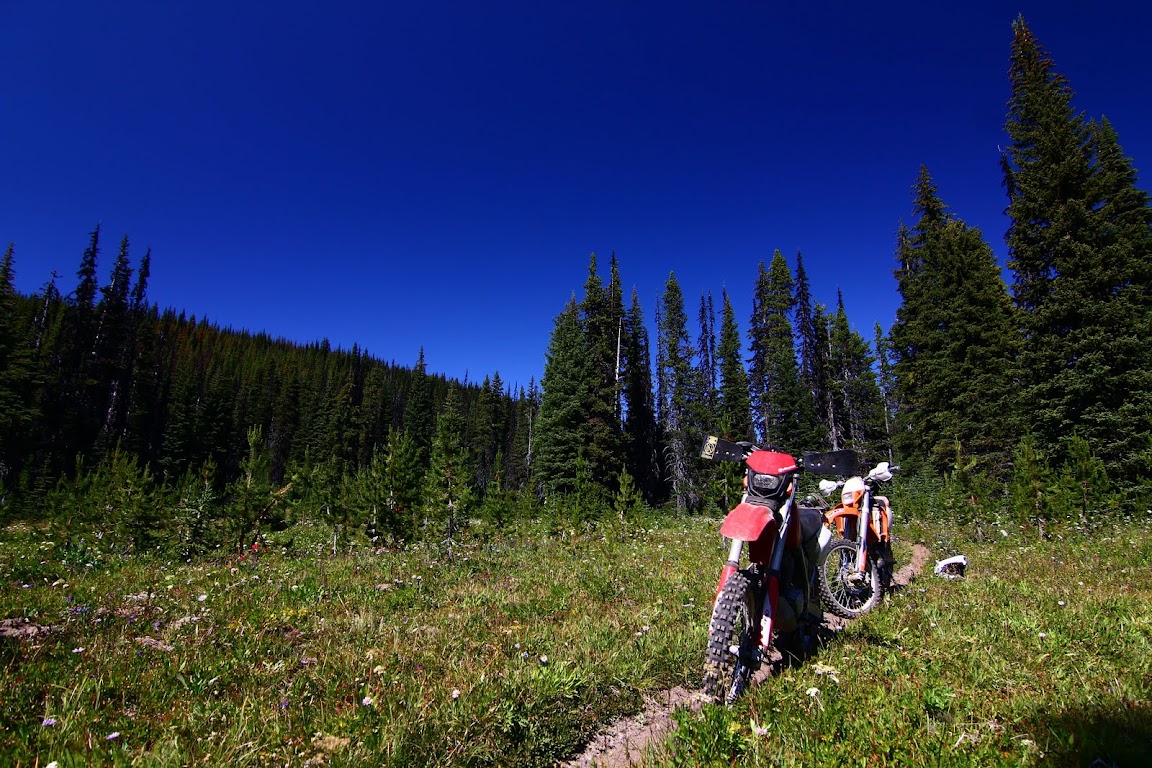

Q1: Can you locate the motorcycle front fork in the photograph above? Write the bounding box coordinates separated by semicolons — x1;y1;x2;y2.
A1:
717;537;785;655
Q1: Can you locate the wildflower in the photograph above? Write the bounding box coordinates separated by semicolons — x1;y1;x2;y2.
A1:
539;655;549;665
72;647;85;654
42;717;57;726
1039;632;1047;639
751;720;769;737
361;696;373;707
806;687;820;697
197;594;207;602
1058;600;1065;607
451;688;461;699
106;732;120;740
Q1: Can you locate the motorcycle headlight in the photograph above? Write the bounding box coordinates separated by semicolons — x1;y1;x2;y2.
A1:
749;472;783;495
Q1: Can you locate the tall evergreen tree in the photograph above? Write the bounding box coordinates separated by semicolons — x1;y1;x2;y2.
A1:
1003;17;1152;476
535;298;590;498
424;387;474;550
697;292;717;414
890;166;1019;472
715;289;753;442
793;252;832;450
827;294;885;456
578;253;622;493
748;252;809;451
0;245;39;487
621;288;661;503
403;348;435;467
873;323;896;463
656;273;705;512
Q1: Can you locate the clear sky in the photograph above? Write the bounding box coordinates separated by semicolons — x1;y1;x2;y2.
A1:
3;1;1150;392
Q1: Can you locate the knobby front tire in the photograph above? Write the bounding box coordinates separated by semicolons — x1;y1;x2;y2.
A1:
819;537;880;618
703;570;760;705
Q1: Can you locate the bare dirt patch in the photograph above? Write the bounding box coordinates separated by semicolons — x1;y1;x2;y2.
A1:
0;617;55;640
560;542;932;768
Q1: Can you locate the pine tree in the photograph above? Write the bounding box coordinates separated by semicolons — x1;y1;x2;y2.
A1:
403;348;435;467
0;245;39;486
748;252;809;452
715;289;753;442
93;235;135;453
578;253;622;494
697;292;717;414
828;294;885;457
423;387;474;552
890;166;1019;473
621;289;662;503
535;298;590;498
656;273;705;512
1003;17;1152;477
873;323;896;462
793;251;831;449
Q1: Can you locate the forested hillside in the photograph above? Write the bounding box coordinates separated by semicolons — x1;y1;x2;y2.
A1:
1;18;1149;551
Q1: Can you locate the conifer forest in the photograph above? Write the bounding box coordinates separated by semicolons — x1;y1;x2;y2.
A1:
2;18;1150;553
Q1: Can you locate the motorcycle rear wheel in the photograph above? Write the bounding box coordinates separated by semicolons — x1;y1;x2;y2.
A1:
703;570;760;705
819;537;880;618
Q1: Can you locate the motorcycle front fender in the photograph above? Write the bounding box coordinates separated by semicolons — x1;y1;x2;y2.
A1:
719;502;775;541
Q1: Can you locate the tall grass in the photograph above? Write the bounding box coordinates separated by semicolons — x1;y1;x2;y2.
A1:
1;518;721;766
4;498;1150;767
659;517;1152;767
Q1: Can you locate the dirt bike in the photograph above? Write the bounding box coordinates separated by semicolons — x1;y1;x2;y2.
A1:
698;436;858;705
814;459;899;618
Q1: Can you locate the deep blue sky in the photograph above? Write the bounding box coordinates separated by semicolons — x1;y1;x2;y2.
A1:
4;1;1150;391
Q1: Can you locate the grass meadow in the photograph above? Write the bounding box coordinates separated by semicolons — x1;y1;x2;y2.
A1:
3;509;1151;767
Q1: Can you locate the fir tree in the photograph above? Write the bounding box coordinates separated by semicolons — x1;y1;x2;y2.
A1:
890;166;1019;473
656;273;705;512
715;289;753;442
697;292;717;414
748;252;809;452
828;294;885;456
1003;17;1152;477
578;253;622;494
793;251;831;449
423;388;474;552
535;298;590;498
621;289;661;503
0;245;39;486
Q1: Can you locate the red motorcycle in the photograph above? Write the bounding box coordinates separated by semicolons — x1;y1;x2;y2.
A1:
699;436;857;704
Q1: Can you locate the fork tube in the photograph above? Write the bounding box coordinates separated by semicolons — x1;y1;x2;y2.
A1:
857;488;870;572
715;538;744;597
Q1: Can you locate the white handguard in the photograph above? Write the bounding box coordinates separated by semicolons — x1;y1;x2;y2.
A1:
868;461;893;482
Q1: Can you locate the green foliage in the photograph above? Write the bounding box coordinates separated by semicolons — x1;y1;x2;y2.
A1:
667;705;748;767
748;253;810;452
613;465;647;525
1004;17;1152;480
657;273;707;512
423;388;475;551
890;166;1020;475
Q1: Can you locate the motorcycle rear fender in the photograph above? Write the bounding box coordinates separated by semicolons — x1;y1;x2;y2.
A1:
720;502;775;541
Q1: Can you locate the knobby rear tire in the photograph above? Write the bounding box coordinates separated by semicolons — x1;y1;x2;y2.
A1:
819;537;880;618
703;570;760;705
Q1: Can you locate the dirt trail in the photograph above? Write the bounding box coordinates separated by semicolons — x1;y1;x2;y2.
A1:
560;542;932;768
